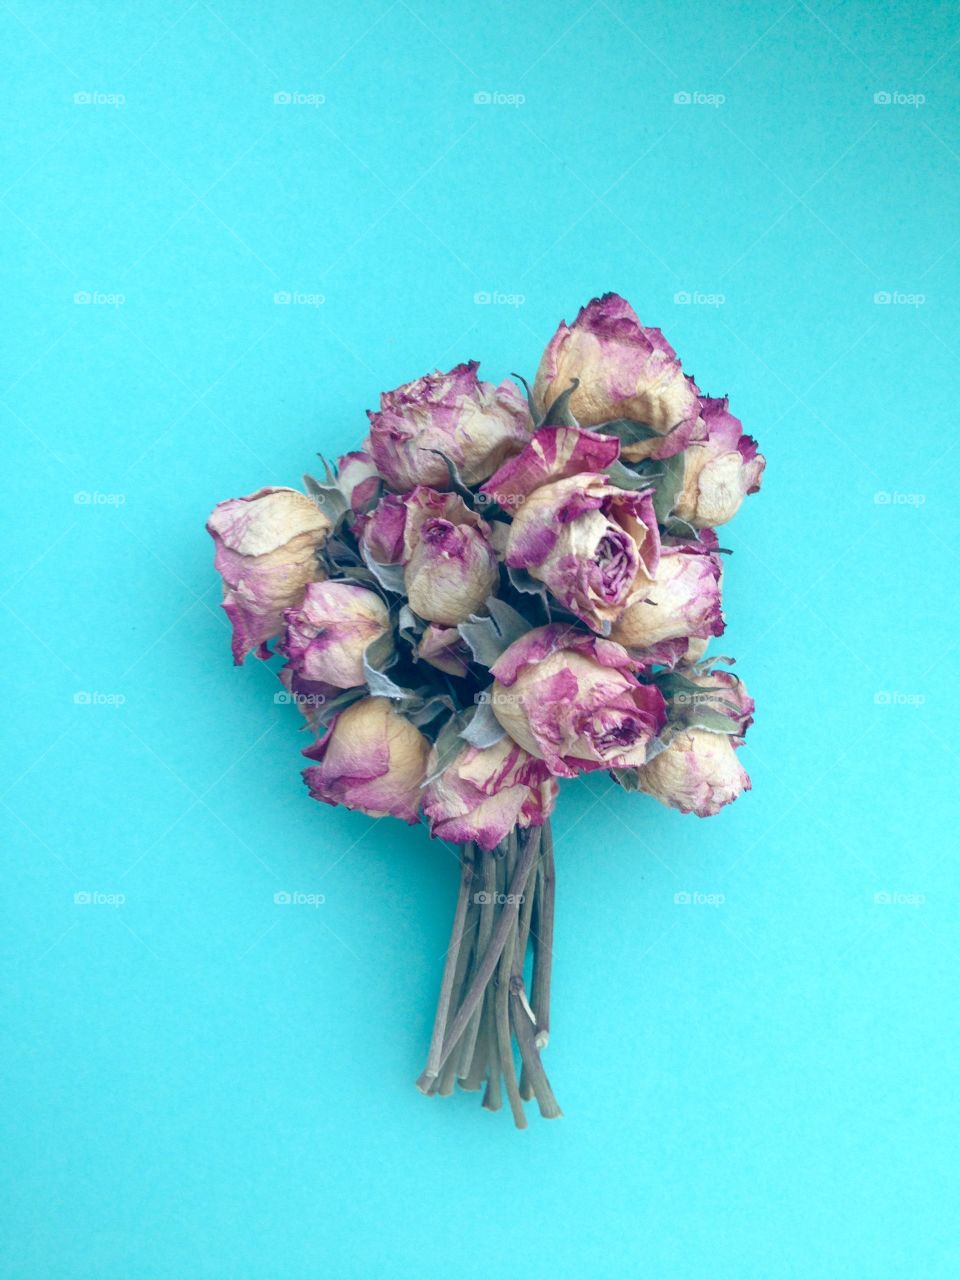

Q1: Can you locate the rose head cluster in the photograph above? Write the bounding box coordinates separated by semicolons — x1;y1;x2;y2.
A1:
207;293;764;845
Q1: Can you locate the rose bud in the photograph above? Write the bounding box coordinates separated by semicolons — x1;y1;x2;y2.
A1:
423;737;559;850
378;487;498;626
405;518;498;626
337;450;381;513
533;293;700;454
206;486;331;664
488;625;667;777
674;397;765;527
416;624;472;678
366;360;533;491
479;424;620;506
678;668;754;736
504;473;660;631
302;696;429;824
279;581;392;690
609;544;725;653
359;492;407;565
634;729;751;817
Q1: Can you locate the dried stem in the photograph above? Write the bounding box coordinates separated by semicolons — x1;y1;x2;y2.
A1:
416;846;475;1092
531;820;555;1050
433;829;540;1074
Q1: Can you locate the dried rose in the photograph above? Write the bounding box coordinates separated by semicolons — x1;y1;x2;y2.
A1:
365;487;499;626
609;543;724;652
206;486;331;664
533;294;699;455
504;473;660;631
674;397;765;527
366;361;532;490
302;697;429;824
423;737;558;850
280;581;392;690
489;625;666;777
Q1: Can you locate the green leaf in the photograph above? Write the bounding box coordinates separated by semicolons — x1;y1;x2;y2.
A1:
632;451;686;523
422;711;471;784
360;545;406;594
424;449;475;502
510;372;540;426
303;473;349;523
460;696;507;749
593;418;662;445
541;378;580;427
457;594;532;668
604;459;657;492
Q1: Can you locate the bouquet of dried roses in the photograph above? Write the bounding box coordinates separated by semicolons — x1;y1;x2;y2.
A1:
206;293;764;1127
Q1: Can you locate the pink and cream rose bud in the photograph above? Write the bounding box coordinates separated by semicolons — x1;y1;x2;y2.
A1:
630;670;754;816
505;473;660;632
609;543;725;653
336;450;381;513
206;486;331;664
366;361;533;491
365;487;499;626
423;737;558;850
488;625;667;777
280;581;392;690
674;397;765;527
302;697;430;824
533;293;700;450
634;730;751;817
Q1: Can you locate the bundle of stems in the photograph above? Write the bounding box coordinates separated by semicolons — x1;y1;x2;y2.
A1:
416;820;560;1127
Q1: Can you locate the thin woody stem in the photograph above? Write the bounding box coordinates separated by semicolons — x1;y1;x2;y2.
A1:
416;845;475;1090
434;827;541;1074
496;895;526;1127
510;971;562;1119
531;819;555;1050
458;846;495;1079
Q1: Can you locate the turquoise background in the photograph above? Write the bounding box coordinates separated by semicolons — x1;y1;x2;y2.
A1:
3;2;959;1276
